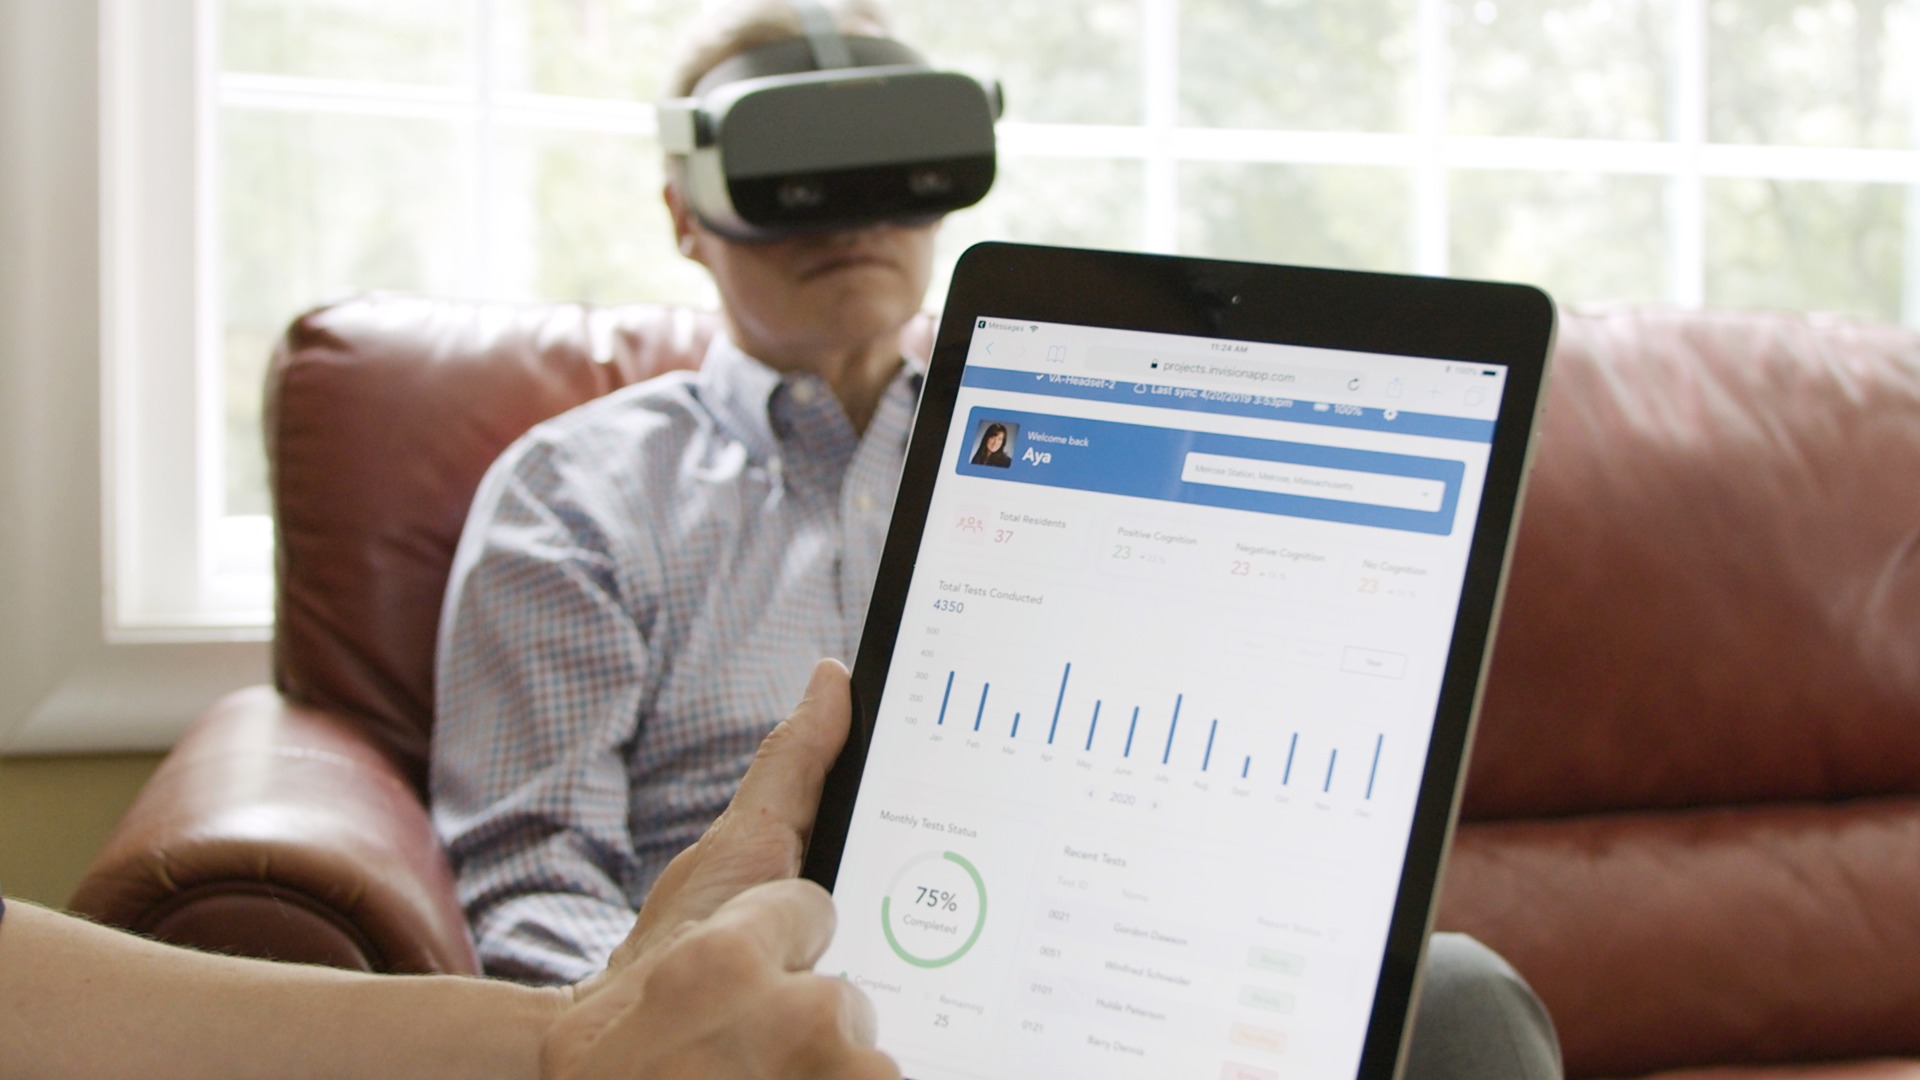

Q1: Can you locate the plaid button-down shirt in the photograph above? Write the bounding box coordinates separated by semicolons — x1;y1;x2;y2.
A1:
431;335;922;984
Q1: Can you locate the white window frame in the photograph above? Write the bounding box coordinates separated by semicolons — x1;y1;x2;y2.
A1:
103;0;1920;646
102;0;272;640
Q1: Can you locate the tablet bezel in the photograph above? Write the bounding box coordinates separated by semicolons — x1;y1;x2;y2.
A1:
802;241;1555;1080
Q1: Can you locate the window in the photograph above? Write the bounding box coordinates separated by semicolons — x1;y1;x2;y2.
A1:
105;0;1920;635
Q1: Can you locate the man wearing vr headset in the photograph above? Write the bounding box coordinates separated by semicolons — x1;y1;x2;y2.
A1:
432;4;1560;1078
435;0;964;988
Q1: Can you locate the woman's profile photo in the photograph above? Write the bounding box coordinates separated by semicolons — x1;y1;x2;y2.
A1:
971;421;1015;467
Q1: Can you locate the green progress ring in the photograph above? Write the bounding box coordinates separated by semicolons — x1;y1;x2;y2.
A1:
880;850;988;968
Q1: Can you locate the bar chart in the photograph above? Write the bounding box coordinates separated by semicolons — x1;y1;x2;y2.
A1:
922;657;1387;803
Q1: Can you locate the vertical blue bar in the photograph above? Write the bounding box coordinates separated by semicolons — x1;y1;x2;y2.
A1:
936;671;954;726
1367;734;1383;799
974;684;990;732
1085;701;1101;752
1202;718;1218;772
1048;663;1071;745
1161;694;1183;766
1283;733;1298;785
1241;755;1250;779
1124;706;1139;757
1324;749;1338;793
1011;712;1021;738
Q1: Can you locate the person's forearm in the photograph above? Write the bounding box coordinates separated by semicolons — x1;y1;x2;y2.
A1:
0;901;565;1080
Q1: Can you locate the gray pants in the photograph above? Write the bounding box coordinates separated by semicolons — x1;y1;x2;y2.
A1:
1405;934;1562;1080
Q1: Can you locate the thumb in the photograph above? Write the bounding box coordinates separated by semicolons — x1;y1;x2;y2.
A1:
636;658;852;934
711;657;852;860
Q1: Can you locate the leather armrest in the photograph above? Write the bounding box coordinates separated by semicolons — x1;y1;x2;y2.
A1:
67;686;479;975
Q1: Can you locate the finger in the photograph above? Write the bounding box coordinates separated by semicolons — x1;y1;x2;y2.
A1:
633;659;851;938
715;658;851;851
676;659;851;898
605;842;700;971
833;975;880;1047
784;985;895;1080
831;1049;903;1080
625;838;702;945
699;878;839;974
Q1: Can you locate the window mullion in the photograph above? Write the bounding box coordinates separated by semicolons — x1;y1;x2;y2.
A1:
1670;0;1706;308
1143;0;1179;253
1907;26;1920;327
1412;0;1448;276
1908;182;1920;329
194;0;225;570
473;0;497;296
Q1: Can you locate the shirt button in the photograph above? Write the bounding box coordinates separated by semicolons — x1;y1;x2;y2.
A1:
790;380;817;405
855;492;875;512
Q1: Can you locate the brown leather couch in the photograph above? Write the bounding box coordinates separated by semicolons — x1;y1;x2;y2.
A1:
71;295;1920;1078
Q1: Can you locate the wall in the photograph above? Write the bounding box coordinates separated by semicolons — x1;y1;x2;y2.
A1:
0;1;266;902
0;753;162;905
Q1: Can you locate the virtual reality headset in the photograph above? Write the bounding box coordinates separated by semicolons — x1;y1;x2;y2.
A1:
657;11;1001;241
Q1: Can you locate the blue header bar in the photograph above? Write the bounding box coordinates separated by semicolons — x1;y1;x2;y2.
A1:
956;407;1465;535
960;366;1496;443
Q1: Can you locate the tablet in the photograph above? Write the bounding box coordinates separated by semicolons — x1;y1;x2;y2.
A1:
804;242;1555;1080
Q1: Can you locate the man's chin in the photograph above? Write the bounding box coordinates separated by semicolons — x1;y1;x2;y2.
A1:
806;295;922;348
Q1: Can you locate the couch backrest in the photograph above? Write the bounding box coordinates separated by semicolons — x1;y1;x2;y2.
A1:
270;297;1920;807
1441;306;1920;1076
1466;306;1920;819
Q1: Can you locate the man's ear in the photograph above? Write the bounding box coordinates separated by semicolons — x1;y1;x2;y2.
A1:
663;180;701;261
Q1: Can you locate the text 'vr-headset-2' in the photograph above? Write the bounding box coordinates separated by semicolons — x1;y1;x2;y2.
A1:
657;0;1002;241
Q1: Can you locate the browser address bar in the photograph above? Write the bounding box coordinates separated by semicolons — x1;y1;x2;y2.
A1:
1085;345;1363;394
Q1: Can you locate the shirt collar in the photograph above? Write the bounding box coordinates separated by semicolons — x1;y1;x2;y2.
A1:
695;331;925;464
696;334;785;463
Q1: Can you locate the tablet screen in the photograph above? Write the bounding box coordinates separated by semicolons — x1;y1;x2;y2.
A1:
817;312;1513;1080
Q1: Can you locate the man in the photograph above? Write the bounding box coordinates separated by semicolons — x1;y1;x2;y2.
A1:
430;3;1561;1078
433;0;932;987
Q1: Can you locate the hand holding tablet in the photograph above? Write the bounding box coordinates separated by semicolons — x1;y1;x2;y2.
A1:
804;243;1555;1080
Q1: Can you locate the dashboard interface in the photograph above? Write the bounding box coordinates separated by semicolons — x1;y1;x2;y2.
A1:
817;315;1510;1080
